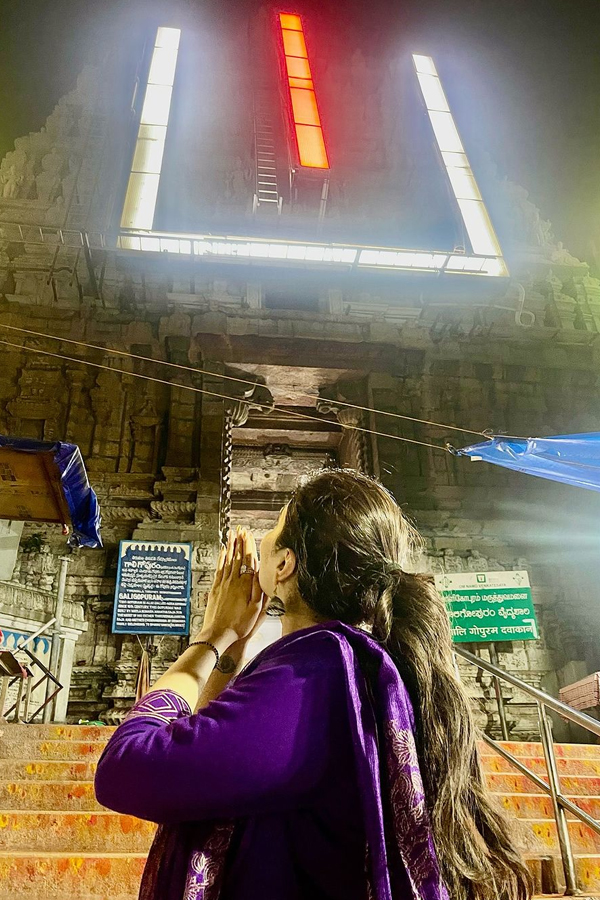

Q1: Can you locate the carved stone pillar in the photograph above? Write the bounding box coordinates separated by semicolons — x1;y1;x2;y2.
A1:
68;664;115;722
161;329;197;469
103;639;140;724
337;406;369;473
317;397;369;473
220;368;274;542
196;363;229;548
89;370;126;473
64;366;93;453
220;403;243;543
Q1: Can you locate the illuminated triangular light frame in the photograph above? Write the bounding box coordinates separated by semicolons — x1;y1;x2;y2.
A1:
118;27;508;278
412;54;507;276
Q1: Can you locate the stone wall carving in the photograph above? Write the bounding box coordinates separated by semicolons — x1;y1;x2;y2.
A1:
101;506;149;524
0;579;83;628
149;500;196;524
7;355;67;441
129;395;163;474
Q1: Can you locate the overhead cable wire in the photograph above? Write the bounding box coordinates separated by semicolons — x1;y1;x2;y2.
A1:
0;338;447;452
0;322;487;439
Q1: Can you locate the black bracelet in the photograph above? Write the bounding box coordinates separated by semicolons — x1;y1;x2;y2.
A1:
188;640;220;668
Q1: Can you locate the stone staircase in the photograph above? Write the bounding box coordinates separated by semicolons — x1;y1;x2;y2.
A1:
0;724;148;899
1;724;600;898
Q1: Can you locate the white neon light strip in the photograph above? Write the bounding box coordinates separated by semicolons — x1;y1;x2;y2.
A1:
120;27;181;230
413;54;506;267
118;231;508;277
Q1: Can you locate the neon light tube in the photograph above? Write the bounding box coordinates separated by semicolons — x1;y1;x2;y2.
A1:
413;54;505;262
117;230;508;276
278;13;329;169
120;27;181;230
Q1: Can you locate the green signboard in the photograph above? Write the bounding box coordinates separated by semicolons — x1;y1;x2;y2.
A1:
434;570;538;643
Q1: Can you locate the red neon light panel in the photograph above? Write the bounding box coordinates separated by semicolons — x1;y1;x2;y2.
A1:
278;13;329;169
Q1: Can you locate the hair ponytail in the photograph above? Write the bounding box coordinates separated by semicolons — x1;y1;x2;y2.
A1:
277;469;532;900
380;571;532;900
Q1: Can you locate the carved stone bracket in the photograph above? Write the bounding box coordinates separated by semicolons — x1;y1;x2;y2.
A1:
149;500;196;524
88;599;113;624
101;506;149;523
315;397;342;418
224;365;274;426
317;389;369;473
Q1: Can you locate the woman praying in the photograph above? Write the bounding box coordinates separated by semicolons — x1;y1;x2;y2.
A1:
95;469;531;900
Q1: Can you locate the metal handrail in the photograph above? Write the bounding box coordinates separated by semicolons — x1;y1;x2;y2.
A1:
0;220;106;249
457;646;600;895
17;617;56;649
0;221;106;300
457;647;600;737
2;646;62;723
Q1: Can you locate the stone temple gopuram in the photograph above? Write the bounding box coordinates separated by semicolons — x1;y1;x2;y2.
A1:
1;5;600;737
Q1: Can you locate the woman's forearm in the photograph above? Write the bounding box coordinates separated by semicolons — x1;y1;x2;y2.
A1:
195;641;247;711
148;629;235;711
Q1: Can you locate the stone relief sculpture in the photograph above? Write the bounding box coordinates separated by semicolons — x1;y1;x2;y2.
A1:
35;148;65;203
6;358;66;440
0;137;36;200
1;165;22;199
90;370;125;470
129;396;163;474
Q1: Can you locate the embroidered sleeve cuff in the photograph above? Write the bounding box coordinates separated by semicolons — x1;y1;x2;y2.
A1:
125;688;192;724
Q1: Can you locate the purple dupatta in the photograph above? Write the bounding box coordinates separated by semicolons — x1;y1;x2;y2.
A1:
120;623;448;900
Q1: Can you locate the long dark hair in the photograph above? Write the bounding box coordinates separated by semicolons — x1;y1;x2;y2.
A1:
277;469;532;900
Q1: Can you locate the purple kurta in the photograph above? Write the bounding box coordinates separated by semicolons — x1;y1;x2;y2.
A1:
95;623;449;900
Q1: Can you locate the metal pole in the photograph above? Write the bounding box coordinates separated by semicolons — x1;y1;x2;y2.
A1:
23;677;32;722
14;678;25;723
82;231;100;299
0;677;8;720
43;556;69;723
18;617;56;649
147;635;153;685
488;643;510;741
317;177;329;229
537;702;578;895
452;651;462;682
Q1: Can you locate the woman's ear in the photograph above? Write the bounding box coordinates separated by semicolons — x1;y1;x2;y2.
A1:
277;547;297;583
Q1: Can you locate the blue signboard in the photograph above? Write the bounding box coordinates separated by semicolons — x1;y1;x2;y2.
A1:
112;541;192;635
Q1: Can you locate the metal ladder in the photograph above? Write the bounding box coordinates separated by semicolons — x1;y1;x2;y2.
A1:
252;91;282;214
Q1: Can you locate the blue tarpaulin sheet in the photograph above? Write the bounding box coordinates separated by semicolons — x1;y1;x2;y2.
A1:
458;433;600;493
0;436;102;548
